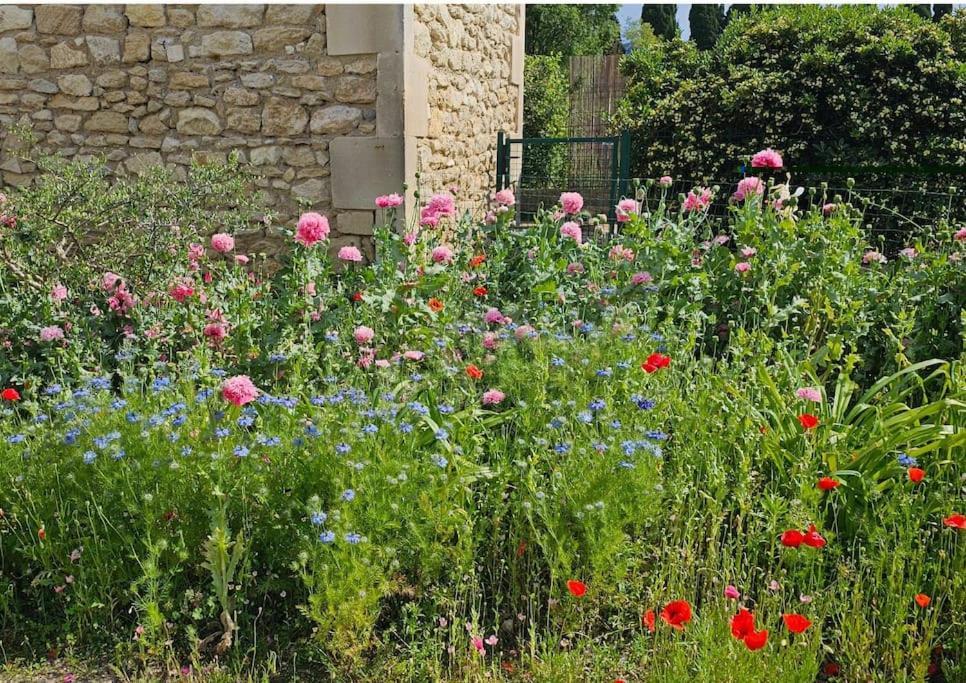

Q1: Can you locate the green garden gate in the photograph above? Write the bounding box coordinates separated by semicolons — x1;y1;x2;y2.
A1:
495;131;632;223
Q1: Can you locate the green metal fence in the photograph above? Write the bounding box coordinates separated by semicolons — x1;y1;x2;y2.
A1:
496;131;632;223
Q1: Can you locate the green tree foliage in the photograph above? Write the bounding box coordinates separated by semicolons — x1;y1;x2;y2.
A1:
640;4;679;41
525;4;621;56
522;56;570;182
689;4;726;50
615;5;965;192
902;3;934;20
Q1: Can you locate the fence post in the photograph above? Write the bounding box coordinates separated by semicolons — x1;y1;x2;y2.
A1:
618;130;631;201
608;135;620;223
496;131;506;192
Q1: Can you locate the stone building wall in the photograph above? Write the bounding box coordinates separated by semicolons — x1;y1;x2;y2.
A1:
410;4;523;210
0;4;524;254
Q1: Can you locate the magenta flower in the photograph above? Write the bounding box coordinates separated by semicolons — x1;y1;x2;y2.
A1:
296;212;330;247
615;198;638;222
560;221;582;244
631;271;653;285
559;192;584;214
375;193;404;209
482;389;505;406
51;284;68;302
431;245;454;264
751;148;784;169
724;585;741;600
683;188;712;212
210;233;235;253
39;325;65;342
338;245;363;262
733;177;765;202
735;261;751;273
221;375;258;407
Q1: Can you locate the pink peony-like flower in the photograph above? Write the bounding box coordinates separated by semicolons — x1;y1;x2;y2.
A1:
203;323;228;344
428;193;455;217
796;387;822;403
431;245;454;264
741;246;758;258
735;261;751;273
210;233;235;253
482;331;499;350
899;247;918;259
631;271;653;285
733;177;765;202
954;227;966;241
102;272;122;292
484;307;508;325
724;585;741;601
659;175;673;187
51;284;68;302
514;324;536;340
560;221;582;244
615;198;638;223
221;375;258;407
559;192;584;215
566;262;584;274
751;148;784;169
188;242;205;262
482;389;505;406
338;245;363;262
295;212;330;247
493;188;516;206
169;279;195;303
403;350;425;361
608;245;634;262
375;193;404;209
683;188;712;212
353;325;375;345
403;231;418;246
39;325;65;342
822;203;837;216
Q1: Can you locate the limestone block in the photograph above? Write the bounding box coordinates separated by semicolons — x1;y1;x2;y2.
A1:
57;74;92;96
335;75;375;104
125;5;166;28
200;31;253;57
0;6;33;32
325;5;402;56
261;96;306;135
309;105;360;135
197;5;265;29
35;6;83;35
83;6;128;33
223;86;259;106
177;107;222;135
122;32;150;63
0;38;17;75
252;27;310;51
330;137;404;210
18;44;48;73
84;111;129;133
86;36;120;65
49;42;88;69
225;107;260;133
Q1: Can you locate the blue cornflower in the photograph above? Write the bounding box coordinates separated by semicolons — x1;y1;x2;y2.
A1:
617;361;631;370
432;454;448;468
89;377;112;391
439;404;454;414
551;356;565;367
610;419;622;429
596;368;612;377
319;530;336;543
111;399;127;410
112;449;125;460
344;532;362;544
324;332;339;342
631;395;656;410
215;427;231;439
8;434;25;444
72;388;90;399
410;373;423;382
234;445;249;457
172;414;187;427
645;430;669;441
554;442;571;454
619;460;636;469
408;402;429;415
549;417;565;429
621;440;638;456
897;452;918;467
435;429;449;441
210;368;227;377
196;388;213;402
579;322;595;334
83;451;97;464
361;423;378;435
181;446;193;457
577;411;594;424
335;443;351;455
398;422;413;434
589;398;606;411
341;489;356;502
237;415;255;428
151;377;171;392
45;384;62;395
269;353;287;362
63;428;81;445
310;511;327;526
592;442;607;452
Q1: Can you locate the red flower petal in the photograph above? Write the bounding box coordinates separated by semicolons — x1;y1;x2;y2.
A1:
743;629;768;651
566;579;587;598
782;613;812;634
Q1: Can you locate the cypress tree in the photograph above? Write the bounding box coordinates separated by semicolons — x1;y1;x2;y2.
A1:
689;4;725;50
933;4;952;20
901;4;933;20
641;4;678;41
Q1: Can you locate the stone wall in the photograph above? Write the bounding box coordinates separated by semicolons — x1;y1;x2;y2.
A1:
0;4;524;253
410;4;523;209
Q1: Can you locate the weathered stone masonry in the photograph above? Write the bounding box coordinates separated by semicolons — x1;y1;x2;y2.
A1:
0;4;524;256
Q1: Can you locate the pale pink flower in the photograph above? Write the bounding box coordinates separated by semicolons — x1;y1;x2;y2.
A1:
735;261;751;273
683;188;712;212
403;350;425;361
724;585;741;601
493;188;515;206
484;635;498;646
221;375;258;407
353;325;375;345
338;245;363;262
483;307;508;325
560;221;582;244
796;387;822;403
403;231;418;246
203;323;228;345
210;233;235;253
107;285;135;315
427;193;455;217
375;359;390;369
39;325;65;342
188;242;205;262
295;212;330;247
235;254;249;265
514;324;536;340
375;193;404;209
484;211;497;225
482;331;499;350
659;175;673;187
899;247;918;259
822;203;837;216
733;177;765;201
631;271;653;285
51;284;68;302
431;245;454;264
357;348;375;369
751;148;783;169
566;262;584;274
863;250;887;265
101;272;122;291
954;227;966;241
615;198;638;223
713;234;730;246
608;245;634;262
559;192;584;214
304;281;317;296
482;389;505;406
740;246;757;258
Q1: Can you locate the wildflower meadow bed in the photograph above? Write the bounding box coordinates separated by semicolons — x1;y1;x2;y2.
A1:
0;151;963;681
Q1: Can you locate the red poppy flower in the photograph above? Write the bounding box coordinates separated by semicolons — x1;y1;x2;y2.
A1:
780;529;804;548
660;600;692;630
915;593;931;608
782;613;812;634
465;364;484;380
350;291;363;302
803;524;827;549
428;297;444;312
642;609;655;633
1;388;20;401
38;527;46;541
730;608;755;639
468;254;486;268
743;629;768;651
642;353;671;374
943;513;966;529
473;286;488;297
908;467;925;483
566;580;587;598
797;413;819;429
823;662;840;677
817;476;840;491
